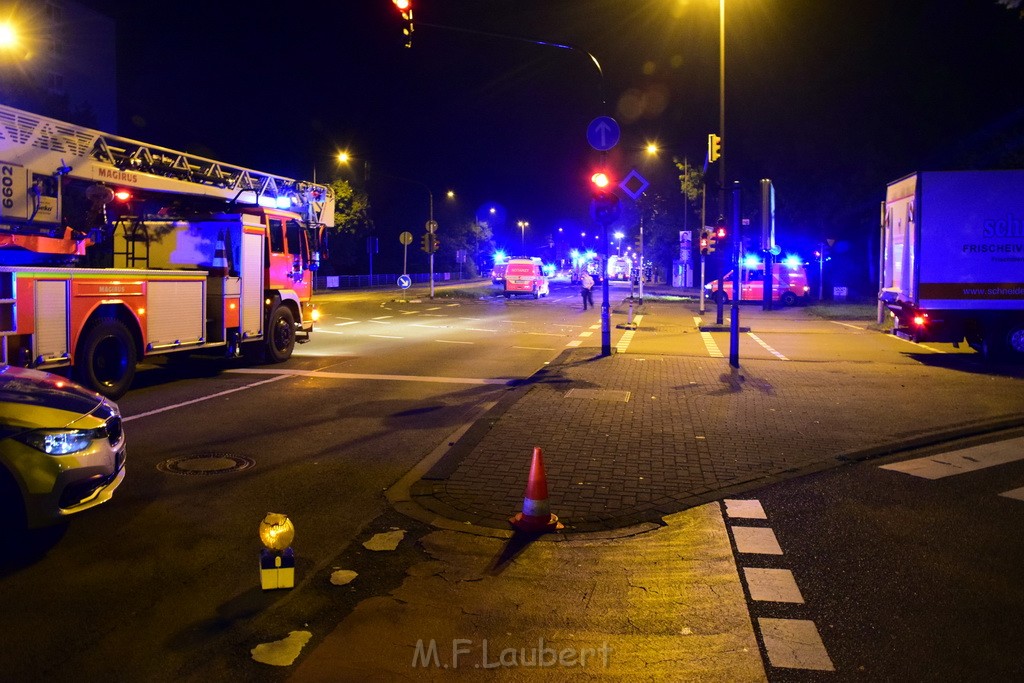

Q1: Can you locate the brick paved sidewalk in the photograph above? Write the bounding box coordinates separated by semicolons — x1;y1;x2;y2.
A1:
409;307;1024;532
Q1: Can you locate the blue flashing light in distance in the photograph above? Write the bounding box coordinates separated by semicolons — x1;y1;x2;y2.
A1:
542;263;556;276
493;250;508;264
743;254;761;269
783;255;802;270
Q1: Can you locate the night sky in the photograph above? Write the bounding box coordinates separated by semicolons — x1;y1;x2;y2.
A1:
77;0;1024;283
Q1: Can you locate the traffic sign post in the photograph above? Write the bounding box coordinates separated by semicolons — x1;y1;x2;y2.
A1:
399;231;413;276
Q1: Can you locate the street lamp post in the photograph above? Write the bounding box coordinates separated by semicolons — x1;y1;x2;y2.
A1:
517;220;529;251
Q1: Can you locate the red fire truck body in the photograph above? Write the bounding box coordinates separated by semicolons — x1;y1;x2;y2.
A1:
0;103;334;398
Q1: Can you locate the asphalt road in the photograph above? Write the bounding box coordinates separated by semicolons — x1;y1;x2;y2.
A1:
1;280;1019;681
743;429;1024;682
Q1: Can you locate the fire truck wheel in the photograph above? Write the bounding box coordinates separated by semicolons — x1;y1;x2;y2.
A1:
780;291;798;306
266;304;296;363
76;318;137;399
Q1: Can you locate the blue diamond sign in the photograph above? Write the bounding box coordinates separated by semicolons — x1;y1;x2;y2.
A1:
619;169;649;200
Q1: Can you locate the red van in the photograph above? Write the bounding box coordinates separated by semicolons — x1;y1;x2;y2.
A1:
503;258;550;299
706;262;811;306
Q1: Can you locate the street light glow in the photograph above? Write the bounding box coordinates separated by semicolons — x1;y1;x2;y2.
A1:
645;142;659;155
0;22;18;49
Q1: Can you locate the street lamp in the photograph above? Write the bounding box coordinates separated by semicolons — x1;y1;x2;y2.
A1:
517;220;529;251
614;231;624;255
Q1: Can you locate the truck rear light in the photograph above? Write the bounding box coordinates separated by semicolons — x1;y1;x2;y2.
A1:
913;314;927;326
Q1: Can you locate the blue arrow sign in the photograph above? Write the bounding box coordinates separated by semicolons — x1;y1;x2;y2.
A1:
397;274;412;290
586;116;620;151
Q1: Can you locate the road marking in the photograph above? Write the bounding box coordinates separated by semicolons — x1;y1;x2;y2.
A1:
732;526;783;555
315;329;348;335
367;319;391;325
334;321;360;327
758;618;834;671
512;346;556;351
578;331;593;337
411;323;446;329
566;340;582;347
124;375;291;422
830;321;865;330
435;339;473;344
371;315;394;320
445;303;460;307
889;334;942;353
400;310;417;315
1000;487;1024;501
227;368;509;385
880;437;1024;479
464;327;497;333
743;568;805;603
700;331;724;357
529;332;565;337
747;332;789;360
368;334;404;339
724;499;768;519
426;307;441;311
589;324;601;330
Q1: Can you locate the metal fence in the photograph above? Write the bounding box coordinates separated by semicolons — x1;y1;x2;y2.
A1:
314;272;474;290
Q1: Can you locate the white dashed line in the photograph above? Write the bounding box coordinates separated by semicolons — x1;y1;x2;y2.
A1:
435;339;473;344
747;332;789;360
880;437;1024;479
566;340;582;347
743;568;805;604
700;331;724;357
830;321;865;330
368;334;403;339
889;334;942;353
334;321;360;327
578;331;593;337
1000;487;1024;501
724;499;768;519
758;618;834;671
732;526;783;555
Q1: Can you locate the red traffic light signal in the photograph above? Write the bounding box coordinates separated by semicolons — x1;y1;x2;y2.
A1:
392;0;414;47
716;226;726;239
589;171;620;224
591;171;610;189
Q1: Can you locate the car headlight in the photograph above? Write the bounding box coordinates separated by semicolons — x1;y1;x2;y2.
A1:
15;428;100;455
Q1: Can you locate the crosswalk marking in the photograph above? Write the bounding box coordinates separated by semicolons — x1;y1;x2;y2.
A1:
999;487;1024;501
743;568;805;603
747;332;789;360
724;499;768;519
758;618;835;671
732;526;783;555
880;437;1024;479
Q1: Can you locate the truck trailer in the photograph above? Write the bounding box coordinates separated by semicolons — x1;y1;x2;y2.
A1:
879;170;1024;359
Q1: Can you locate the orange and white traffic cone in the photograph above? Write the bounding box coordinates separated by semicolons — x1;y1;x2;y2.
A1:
210;234;229;277
509;446;564;533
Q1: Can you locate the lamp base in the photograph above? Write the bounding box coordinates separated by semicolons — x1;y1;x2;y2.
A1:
260;547;295;590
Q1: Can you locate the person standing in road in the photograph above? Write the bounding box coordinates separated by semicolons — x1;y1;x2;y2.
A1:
581;271;595;310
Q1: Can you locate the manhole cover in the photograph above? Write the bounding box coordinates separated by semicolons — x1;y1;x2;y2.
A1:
158;453;255;475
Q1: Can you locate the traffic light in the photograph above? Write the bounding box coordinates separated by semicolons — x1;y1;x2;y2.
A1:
708;133;721;163
635;234;642;250
420;232;431;253
716;226;726;240
589;171;621;225
393;0;414;48
430;234;440;253
699;230;711;256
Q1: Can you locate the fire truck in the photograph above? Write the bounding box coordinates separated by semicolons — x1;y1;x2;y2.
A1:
0;103;335;398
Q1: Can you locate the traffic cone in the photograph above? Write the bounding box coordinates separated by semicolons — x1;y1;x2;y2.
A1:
509;447;564;533
210;234;228;277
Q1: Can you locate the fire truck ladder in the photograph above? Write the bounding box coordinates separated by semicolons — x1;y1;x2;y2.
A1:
111;215;151;269
0;103;335;228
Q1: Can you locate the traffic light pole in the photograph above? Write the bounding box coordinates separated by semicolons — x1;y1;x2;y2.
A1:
729;181;741;369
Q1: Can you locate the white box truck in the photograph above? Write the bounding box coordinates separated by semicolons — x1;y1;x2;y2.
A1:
880;171;1024;359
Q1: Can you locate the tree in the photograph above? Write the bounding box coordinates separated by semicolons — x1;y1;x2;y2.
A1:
322;178;372;274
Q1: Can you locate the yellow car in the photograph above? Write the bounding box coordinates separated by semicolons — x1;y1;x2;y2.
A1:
0;365;126;531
